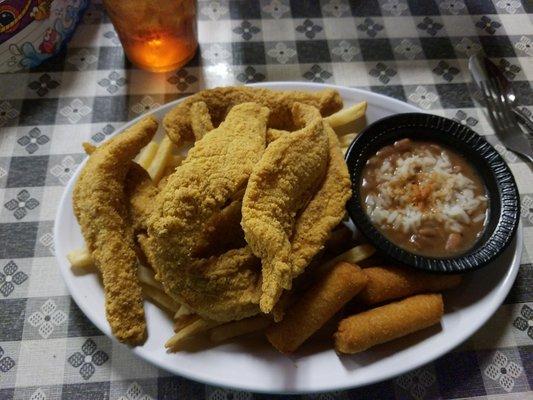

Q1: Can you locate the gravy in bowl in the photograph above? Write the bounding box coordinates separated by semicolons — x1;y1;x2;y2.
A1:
361;138;488;258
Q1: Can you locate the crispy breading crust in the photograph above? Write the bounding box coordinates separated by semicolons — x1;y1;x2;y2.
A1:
163;86;343;145
334;294;443;354
73;116;158;345
289;124;352;278
357;266;461;305
189;101;214;141
142;103;270;321
125;162;158;232
242;103;330;313
270;125;352;321
192;199;247;258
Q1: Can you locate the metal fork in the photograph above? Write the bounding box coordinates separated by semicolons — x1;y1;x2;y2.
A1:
480;56;533;136
479;78;533;163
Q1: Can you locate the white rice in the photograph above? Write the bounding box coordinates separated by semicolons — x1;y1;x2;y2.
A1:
364;147;487;235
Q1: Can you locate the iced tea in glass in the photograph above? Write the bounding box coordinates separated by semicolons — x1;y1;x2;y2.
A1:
103;0;197;73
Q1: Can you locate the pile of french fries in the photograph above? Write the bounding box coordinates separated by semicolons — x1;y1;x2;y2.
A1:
67;101;461;355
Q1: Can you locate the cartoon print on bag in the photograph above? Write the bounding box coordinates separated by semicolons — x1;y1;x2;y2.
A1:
31;0;54;21
38;26;60;54
0;0;88;72
0;0;53;37
0;1;32;35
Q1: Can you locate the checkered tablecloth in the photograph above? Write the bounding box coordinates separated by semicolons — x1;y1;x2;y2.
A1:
0;0;532;399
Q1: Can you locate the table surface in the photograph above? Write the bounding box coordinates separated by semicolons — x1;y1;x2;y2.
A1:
0;0;532;399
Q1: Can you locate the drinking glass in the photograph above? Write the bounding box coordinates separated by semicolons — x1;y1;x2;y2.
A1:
103;0;197;72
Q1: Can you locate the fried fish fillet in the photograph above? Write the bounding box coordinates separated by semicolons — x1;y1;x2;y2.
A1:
289;123;352;279
163;86;343;145
241;103;330;313
190;101;214;141
141;103;270;321
270;124;352;321
192;199;247;258
125;162;158;232
73;116;158;344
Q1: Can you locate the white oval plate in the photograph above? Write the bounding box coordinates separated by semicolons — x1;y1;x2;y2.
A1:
54;82;522;394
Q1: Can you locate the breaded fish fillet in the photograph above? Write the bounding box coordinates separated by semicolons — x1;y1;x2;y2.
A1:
270;124;352;321
289;123;352;278
73;116;158;344
189;101;214;141
241;103;330;313
193;199;247;258
125;162;158;232
142;103;270;321
140;240;262;321
163;86;343;145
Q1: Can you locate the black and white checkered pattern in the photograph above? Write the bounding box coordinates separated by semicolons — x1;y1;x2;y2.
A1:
0;0;532;398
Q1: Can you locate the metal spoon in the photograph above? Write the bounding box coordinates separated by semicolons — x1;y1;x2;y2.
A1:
481;56;533;134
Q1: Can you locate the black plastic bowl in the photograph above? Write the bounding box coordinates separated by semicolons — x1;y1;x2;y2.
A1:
345;113;520;273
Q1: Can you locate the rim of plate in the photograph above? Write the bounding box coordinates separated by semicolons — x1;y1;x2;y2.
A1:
54;82;522;394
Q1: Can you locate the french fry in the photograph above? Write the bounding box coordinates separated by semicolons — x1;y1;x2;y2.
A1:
324;101;367;128
330;244;375;265
67;247;93;269
173;304;196;331
341;146;348;156
338;133;357;148
137;265;161;289
359;266;462;305
165;317;219;350
141;283;180;312
334;293;443;354
356;254;388;268
174;304;193;319
312;244;375;280
320;244;376;274
209;316;271;343
161;154;185;178
168;154;185;168
137;141;159;169
266;262;368;353
147;136;174;184
173;314;198;332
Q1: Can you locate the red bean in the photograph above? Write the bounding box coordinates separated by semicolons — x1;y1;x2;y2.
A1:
419;228;438;237
394;138;412;151
445;233;462;251
376;145;394;159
